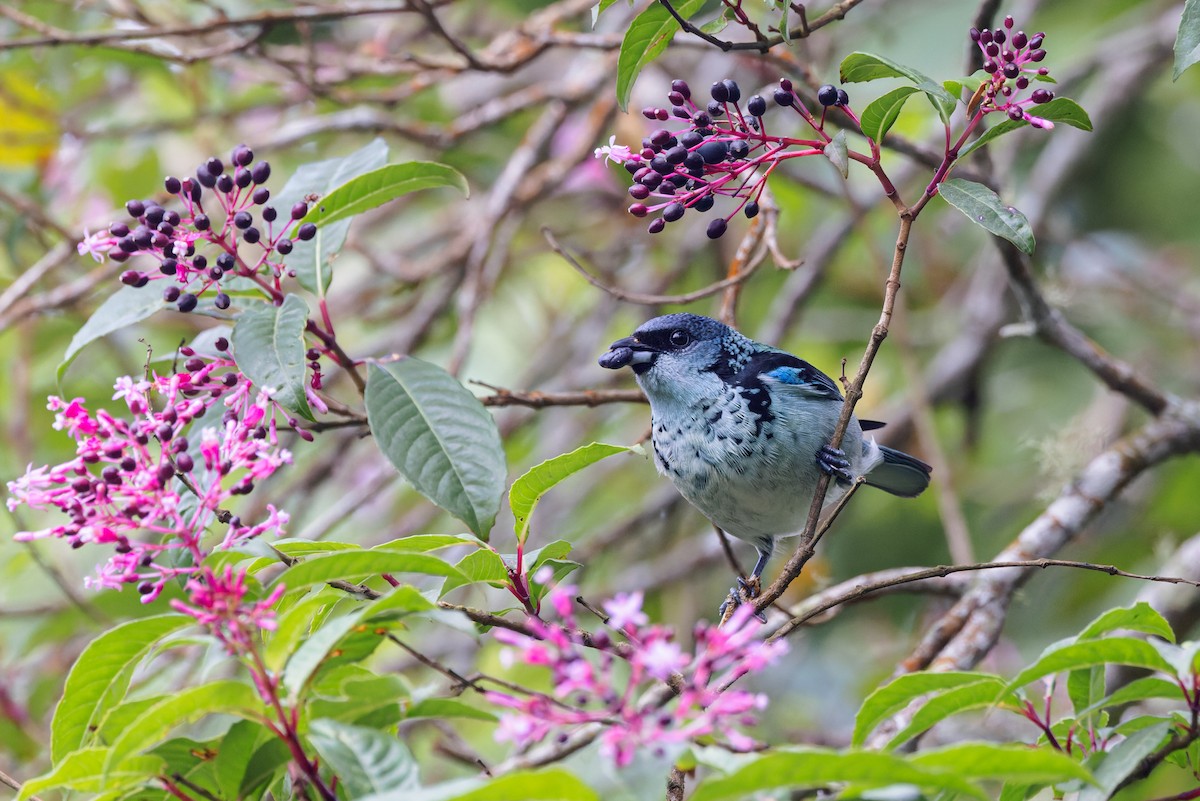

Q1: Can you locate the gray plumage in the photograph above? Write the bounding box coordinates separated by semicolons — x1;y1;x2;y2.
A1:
599;313;931;589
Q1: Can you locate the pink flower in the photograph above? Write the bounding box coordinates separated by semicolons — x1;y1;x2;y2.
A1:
603;591;648;630
593;135;633;165
638;638;686;680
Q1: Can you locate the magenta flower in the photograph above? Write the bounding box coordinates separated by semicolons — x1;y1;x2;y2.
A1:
485;585;787;766
171;565;285;654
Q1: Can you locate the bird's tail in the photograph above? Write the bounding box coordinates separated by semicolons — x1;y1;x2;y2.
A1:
864;445;932;497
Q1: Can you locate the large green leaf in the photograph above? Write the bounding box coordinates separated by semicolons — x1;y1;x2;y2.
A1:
58;283;166;382
276;139;389;296
440;548;509;597
614;0;706;111
1079;721;1172;800
363;768;600;801
104;680;264;773
509;442;631;545
1076;602;1176;642
1175;0;1200;80
911;742;1092;785
853;671;998;746
213;719;275;800
308;719;419;798
51;614;193;762
300;162;468;228
17;747;163;801
938;178;1036;254
959;97;1092;158
231;293;314;421
887;678;1013;749
1002;638;1179;698
838;51;957;122
272;550;465;591
859;86;919;143
690;748;986;801
404;698;496;722
366;359;506;539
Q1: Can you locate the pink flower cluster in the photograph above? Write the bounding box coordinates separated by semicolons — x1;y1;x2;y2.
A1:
6;342;293;610
172;566;284;655
484;586;787;767
972;15;1056;128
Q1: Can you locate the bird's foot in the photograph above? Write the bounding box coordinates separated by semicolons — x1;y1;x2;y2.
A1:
717;575;766;623
817;444;854;484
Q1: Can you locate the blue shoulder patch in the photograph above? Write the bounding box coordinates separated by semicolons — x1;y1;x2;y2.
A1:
765;366;805;384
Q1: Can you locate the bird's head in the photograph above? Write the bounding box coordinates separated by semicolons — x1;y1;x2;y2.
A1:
599;313;754;400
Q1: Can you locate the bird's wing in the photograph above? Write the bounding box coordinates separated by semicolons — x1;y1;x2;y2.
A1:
742;352;844;401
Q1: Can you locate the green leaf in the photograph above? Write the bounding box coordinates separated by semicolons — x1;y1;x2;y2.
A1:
853;671;997;746
1002;638;1179;698
404;698;497;721
938;178;1036;254
823;129;849;179
105;680;263;773
614;0;707;111
300;162;468;228
1076;676;1185;719
58;283;166;382
376;534;481;552
51;613;193;762
859;86;919;143
689;748;987;801
308;719;419;798
273;550;465;591
214;719;274;801
838;51;956;122
264;593;331;672
1067;666;1106;719
1080;721;1173;800
887;677;1013;749
17;748;163;801
366;359;506;540
363;768;600;801
440;548;509;597
944;76;983;99
1175;0;1200;80
275;139;389;296
1077;602;1176;642
911;742;1093;784
509;442;631;545
231;294;314;421
959;97;1092;158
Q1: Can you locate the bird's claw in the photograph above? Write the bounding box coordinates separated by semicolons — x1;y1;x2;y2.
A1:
717;575;766;623
817;444;854;484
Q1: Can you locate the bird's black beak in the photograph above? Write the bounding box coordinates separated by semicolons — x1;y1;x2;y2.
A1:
598;336;657;374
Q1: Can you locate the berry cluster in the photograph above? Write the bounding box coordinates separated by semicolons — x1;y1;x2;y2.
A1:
971;16;1056;127
485;581;787;766
596;78;853;238
6;341;296;607
78;145;318;313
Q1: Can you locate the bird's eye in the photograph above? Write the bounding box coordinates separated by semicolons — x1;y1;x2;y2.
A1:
669;330;690;348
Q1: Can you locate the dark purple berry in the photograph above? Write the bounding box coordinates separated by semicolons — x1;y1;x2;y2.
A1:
969;27;981;42
994;29;1006;44
175;453;194;473
650;156;673;175
262;206;277;222
1030;49;1046;62
705;101;724;118
232;144;253;167
985;43;999;57
156;222;174;237
205;157;224;176
982;61;999;74
640;171;662;189
721;79;741;102
817;85;838;106
706;219;727;239
710;81;729;102
252;187;270;205
647;218;666;234
118;237;138;253
216;174;234;193
251;161;271;183
747;95;766;116
1030;88;1053;104
662;202;684;222
276;238;293;255
164;176;181;194
628;203;648;218
215;253;234;270
297;223;317;241
110;222;130;237
671;79;690;99
683;151;704;171
1008;107;1024;121
694;195;715;213
185;357;205;373
125;199;145;218
151;232;170;249
744;201;759;218
234;168;252;189
680;131;703;149
836;89;849;106
163;285;181;302
176;293;198;313
728;140;750;159
1002;63;1019;79
189;182;202;203
1013;31;1028;48
109;250;129;263
664;146;687;165
132;227;153;248
242;227;260;244
698;140;728;164
119;270;142;286
667;91;685;106
209;266;224;280
773;89;793;107
980;28;994;44
196;166;217;188
1004;15;1014;28
160;258;178;276
1029;34;1044;49
658;181;677;195
624;160;641;175
215;337;229;351
629;184;650;200
194;214;210;231
138;581;155;595
215;293;231;310
291;201;308;220
233;211;253;229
